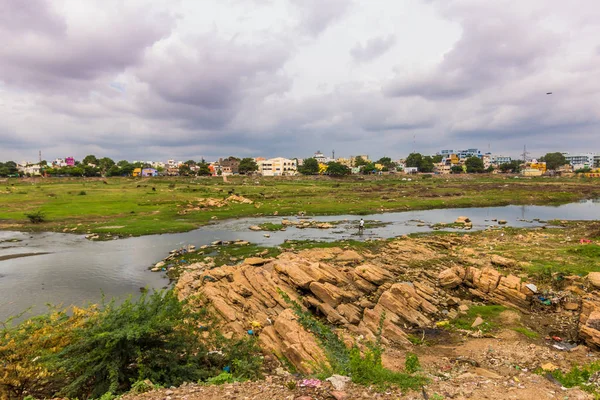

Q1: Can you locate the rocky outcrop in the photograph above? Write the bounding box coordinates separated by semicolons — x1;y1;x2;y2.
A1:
437;264;535;311
175;239;461;371
579;293;600;349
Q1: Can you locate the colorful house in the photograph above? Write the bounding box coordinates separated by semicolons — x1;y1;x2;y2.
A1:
141;168;158;177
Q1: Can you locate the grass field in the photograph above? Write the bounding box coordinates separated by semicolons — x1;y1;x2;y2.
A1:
1;174;599;237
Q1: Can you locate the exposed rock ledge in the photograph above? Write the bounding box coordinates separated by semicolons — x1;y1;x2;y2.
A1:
175;237;600;372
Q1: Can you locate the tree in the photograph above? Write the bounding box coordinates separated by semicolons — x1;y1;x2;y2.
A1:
539;152;567;170
98;157;115;176
451;165;463;174
238;158;258;174
465;156;484;173
376;157;396;170
499;160;521;173
299;158;319;175
184;160;197;167
361;162;377;175
178;164;191;176
197;162;211;176
405;153;422;168
353;156;368;167
117;160;130;167
326;162;351;176
485;165;495;173
419;156;435;173
432;155;443;163
106;165;121;177
82;155;99;166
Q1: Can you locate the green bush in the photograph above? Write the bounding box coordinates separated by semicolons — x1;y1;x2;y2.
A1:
1;290;263;400
25;210;46;224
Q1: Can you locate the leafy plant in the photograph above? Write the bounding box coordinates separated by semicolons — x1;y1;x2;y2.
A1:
550;361;600;395
404;353;421;374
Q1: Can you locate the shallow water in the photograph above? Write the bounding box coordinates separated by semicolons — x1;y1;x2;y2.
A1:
1;200;599;321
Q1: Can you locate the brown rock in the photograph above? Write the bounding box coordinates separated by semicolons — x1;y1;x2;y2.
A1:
490;254;517;268
309;282;356;307
243;257;269;266
588;272;600;288
473;367;502;379
564;302;580;311
354;264;394;285
273;309;329;374
471;316;484;328
438;268;464;289
336;250;363;262
330;391;348;400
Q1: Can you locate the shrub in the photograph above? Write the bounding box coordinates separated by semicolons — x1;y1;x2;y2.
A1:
78;190;87;196
25;210;46;224
0;290;263;400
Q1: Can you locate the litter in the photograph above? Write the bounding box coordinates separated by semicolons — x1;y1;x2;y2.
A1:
553;342;577;351
525;284;538;293
300;378;322;388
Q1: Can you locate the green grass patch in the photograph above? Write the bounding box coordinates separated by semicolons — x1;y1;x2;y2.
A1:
258;222;284;231
512;327;540;339
2;175;599;237
567;244;600;258
279;291;427;391
163;243;281;280
450;305;507;333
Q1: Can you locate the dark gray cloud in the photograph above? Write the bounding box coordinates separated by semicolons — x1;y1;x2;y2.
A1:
1;0;600;163
0;2;174;92
351;35;396;63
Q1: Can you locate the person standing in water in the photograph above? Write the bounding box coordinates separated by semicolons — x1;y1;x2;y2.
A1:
358;218;364;234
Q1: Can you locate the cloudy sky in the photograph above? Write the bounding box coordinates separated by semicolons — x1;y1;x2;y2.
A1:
1;0;600;163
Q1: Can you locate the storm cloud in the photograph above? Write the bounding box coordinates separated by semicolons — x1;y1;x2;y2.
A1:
1;0;600;162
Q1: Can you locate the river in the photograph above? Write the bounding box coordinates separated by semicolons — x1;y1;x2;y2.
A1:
1;200;599;321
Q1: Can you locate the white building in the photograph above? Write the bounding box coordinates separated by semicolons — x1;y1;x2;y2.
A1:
562;153;599;168
258;157;297;176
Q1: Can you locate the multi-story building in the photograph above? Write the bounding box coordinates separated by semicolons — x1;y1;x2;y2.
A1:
562;153;599;168
438;149;483;159
258;158;297;176
492;156;512;165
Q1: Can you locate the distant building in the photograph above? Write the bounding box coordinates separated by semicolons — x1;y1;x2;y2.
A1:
438;149;483;159
66;157;75;166
350;155;370;166
142;168;158;177
562;153;599;168
219;157;240;175
258;157;297;176
313;150;329;164
492;156;512;165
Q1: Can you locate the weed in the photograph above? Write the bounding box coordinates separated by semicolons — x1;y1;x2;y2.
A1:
430;394;445;400
78;191;87;196
279;290;427;391
550;361;600;395
204;372;240;385
405;353;421;374
285;380;297;390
